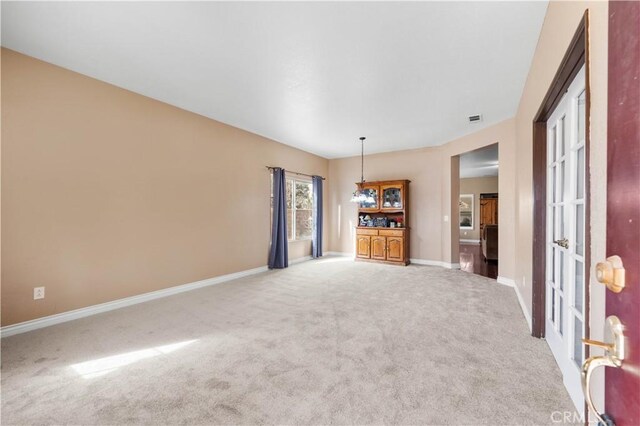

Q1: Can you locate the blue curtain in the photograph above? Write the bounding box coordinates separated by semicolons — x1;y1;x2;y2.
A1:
312;175;323;258
268;168;288;269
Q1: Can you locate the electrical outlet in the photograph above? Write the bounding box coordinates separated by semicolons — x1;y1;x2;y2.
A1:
34;287;45;300
444;215;449;222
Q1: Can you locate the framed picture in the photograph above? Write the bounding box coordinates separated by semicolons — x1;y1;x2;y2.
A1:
459;194;474;229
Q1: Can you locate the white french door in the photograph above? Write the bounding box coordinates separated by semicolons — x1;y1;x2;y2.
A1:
545;65;586;412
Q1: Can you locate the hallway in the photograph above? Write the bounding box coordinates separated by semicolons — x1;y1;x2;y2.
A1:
460;243;498;279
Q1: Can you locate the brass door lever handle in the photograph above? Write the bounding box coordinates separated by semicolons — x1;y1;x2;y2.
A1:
554;238;569;248
581;316;626;426
582;339;613;352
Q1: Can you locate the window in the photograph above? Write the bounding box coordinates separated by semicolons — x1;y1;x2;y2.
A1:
271;177;314;241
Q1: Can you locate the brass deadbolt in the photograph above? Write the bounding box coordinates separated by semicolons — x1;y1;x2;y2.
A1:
595;255;625;293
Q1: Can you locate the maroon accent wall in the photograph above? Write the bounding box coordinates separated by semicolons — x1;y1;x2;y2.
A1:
606;1;640;424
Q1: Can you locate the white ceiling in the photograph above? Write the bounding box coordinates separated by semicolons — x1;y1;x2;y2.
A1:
460;143;499;179
1;2;547;159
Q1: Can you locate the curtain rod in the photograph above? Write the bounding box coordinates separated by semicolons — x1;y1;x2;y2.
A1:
265;166;325;180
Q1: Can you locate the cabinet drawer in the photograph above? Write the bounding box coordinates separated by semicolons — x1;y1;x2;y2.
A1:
356;228;379;236
379;229;404;237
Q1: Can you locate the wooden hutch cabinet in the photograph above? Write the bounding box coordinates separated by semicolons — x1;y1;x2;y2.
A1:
355;180;410;265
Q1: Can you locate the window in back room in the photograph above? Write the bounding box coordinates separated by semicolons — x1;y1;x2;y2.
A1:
270;176;313;241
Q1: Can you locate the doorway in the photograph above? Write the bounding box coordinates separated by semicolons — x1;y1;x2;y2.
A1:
544;65;586;411
458;143;499;279
531;12;591;419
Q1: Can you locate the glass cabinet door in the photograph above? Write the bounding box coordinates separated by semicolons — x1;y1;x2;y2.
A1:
358;185;379;210
381;184;403;210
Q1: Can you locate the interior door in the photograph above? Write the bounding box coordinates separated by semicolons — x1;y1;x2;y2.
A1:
545;65;586;411
601;1;640;423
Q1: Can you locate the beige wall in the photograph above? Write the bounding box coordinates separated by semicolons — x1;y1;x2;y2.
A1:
1;49;329;326
328;145;442;261
514;1;608;342
459;176;499;241
513;1;608;412
327;118;517;279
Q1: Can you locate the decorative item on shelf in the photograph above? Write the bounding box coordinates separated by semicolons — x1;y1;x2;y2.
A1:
350;137;373;203
389;221;396;228
373;217;388;228
363;214;373;227
396;217;403;227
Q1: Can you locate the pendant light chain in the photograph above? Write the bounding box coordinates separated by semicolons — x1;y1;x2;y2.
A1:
360;137;365;184
350;136;368;203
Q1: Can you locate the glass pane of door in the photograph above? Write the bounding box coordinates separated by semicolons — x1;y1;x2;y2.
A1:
574;260;583;313
577;147;585;199
551;287;556;323
559;116;566;157
575;204;584;256
578;90;586;142
573;317;583;367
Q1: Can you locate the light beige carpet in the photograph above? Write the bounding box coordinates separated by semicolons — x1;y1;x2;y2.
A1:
1;257;577;425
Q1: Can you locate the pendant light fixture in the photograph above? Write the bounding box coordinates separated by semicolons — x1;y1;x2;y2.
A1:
350;137;375;204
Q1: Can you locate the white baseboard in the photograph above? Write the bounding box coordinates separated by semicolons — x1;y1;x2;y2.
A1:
460;239;480;244
2;255;322;338
497;276;516;287
1;257;320;338
325;251;355;258
498;276;531;331
513;283;532;332
324;254;459;269
289;255;313;265
410;259;460;269
409;258;443;267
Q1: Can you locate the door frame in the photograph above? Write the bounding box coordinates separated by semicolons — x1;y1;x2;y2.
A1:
532;11;591;341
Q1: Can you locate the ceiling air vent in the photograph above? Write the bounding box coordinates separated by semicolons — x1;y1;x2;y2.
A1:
468;114;483;123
